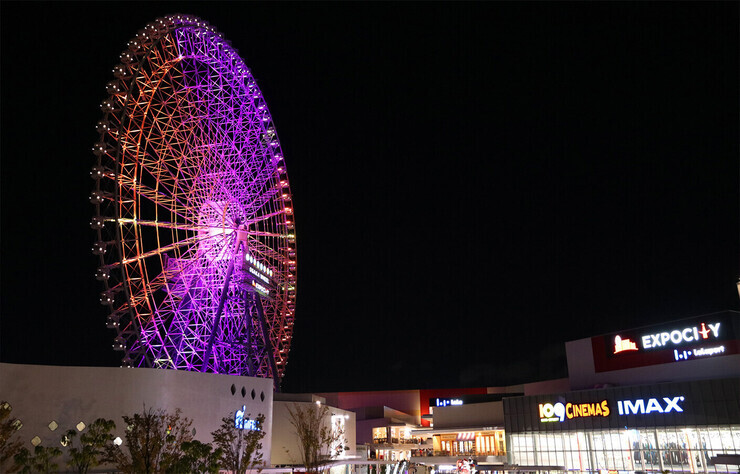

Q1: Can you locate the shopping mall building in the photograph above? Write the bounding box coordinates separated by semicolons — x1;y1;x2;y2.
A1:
502;310;740;473
319;311;740;473
2;311;738;473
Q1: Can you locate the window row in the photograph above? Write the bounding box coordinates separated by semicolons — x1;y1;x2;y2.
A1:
509;425;740;473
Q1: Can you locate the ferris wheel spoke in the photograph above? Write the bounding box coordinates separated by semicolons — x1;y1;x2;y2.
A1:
243;208;289;227
243;185;279;213
120;232;209;265
245;240;290;271
117;217;236;234
246;230;291;239
118;176;194;223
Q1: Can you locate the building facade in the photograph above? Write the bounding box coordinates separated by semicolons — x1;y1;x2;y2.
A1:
505;311;740;473
271;393;357;468
3;311;738;473
505;378;740;472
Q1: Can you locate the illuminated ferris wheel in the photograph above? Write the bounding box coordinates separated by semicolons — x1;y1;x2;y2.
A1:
90;15;296;389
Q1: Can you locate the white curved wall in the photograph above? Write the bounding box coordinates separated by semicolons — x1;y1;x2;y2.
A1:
0;363;273;464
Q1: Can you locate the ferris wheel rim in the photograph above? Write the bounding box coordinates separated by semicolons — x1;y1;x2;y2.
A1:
91;14;297;384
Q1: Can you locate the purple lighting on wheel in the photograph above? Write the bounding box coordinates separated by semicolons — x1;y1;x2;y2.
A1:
90;15;297;389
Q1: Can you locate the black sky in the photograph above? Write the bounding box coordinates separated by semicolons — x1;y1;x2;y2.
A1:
1;2;738;394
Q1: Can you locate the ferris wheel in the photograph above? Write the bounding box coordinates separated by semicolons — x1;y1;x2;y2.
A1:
90;15;296;389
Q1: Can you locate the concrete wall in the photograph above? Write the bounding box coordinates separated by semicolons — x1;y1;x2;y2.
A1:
0;363;274;464
318;390;422;422
351;407;419;444
271;400;356;466
433;401;504;429
355;418;391;445
486;385;524;394
522;377;570;395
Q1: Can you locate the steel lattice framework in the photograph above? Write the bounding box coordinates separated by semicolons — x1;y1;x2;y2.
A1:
90;15;296;388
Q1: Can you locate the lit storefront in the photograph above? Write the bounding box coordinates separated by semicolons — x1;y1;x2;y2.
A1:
409;425;508;474
370;425;423;461
432;430;506;457
410;393;515;473
505;376;740;472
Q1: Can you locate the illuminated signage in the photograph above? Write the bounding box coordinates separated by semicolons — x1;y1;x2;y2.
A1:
538;400;610;423
537;396;685;422
243;253;275;298
435;398;463;407
249;266;271;285
234;406;258;430
251;280;271;297
592;313;739;372
508;379;740;434
245;253;274;277
617;396;684;415
613;335;638;354
611;322;721;354
674;344;726;361
640;322;720;350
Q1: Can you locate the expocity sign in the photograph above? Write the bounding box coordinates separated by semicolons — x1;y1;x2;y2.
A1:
538;396;685;423
592;313;738;372
614;321;724;362
627;322;720;352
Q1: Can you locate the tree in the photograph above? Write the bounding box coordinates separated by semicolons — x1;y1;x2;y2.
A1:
63;417;116;473
287;403;345;474
0;401;24;472
211;410;266;474
107;406;193;474
13;445;63;474
167;439;222;474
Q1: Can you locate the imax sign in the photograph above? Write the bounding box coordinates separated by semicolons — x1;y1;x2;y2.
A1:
616;396;685;416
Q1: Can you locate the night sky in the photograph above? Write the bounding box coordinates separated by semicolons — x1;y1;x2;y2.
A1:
1;2;738;394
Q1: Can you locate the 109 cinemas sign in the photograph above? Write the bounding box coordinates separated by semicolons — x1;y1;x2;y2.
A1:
503;379;740;433
539;395;685;423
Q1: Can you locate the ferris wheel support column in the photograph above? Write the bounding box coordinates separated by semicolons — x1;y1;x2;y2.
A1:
200;254;238;373
244;291;255;377
254;295;280;392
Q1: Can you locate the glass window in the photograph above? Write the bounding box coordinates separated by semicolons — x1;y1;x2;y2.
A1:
372;427;387;443
508;426;740;474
